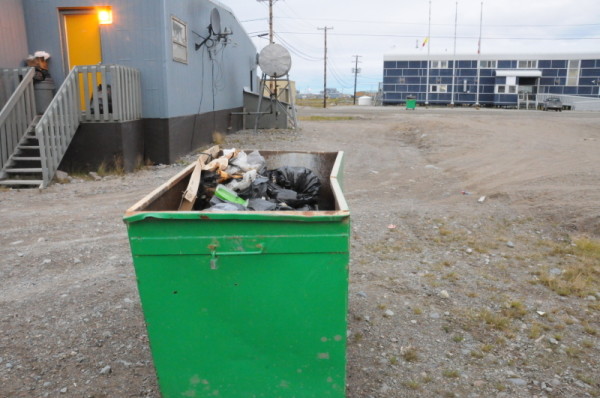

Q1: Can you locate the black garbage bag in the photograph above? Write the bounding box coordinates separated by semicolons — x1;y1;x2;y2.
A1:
265;167;321;209
247;198;277;211
237;176;270;201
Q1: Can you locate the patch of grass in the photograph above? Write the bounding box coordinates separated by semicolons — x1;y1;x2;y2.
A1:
389;356;398;365
443;272;460;282
576;374;596;387
583;323;598;336
535;237;600;297
452;334;464;343
565;346;581;358
402;380;421;390
413;307;423;315
352;332;363;343
470;350;484;359
495;383;506;392
502;301;527;319
481;344;493;353
582;339;595;349
365;238;423;258
298;115;356;121
528;323;543;339
402;346;420;362
97;155;125;177
480;309;511;332
442;369;460;378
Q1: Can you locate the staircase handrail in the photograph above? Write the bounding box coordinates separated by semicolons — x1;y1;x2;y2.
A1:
36;66;80;187
0;67;36;177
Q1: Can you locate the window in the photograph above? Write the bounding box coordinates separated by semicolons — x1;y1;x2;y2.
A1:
518;60;537;69
431;60;449;68
566;60;580;86
398;77;406;84
480;60;497;68
430;84;448;93
496;85;517;94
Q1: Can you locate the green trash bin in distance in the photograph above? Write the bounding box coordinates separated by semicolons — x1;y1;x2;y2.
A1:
406;96;416;110
123;151;350;398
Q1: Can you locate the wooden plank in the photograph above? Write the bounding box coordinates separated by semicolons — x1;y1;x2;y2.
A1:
178;145;220;211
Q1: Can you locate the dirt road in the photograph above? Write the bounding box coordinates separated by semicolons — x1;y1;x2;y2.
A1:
1;106;599;397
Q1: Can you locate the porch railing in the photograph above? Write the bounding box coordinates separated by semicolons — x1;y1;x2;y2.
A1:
0;68;36;178
0;67;31;110
78;64;142;122
36;64;142;187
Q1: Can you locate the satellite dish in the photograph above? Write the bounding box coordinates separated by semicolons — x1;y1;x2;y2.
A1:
210;8;221;35
258;43;292;78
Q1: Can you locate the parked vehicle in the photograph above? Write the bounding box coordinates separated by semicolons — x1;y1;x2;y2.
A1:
543;97;563;111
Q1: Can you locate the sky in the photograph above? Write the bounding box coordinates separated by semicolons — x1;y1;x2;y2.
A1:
218;0;600;93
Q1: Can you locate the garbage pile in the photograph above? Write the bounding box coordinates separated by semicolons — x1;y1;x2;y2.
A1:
190;148;321;212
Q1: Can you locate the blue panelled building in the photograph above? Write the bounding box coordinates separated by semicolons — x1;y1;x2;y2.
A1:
382;53;600;107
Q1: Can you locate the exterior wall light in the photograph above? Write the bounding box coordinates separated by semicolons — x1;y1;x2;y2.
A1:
98;8;113;25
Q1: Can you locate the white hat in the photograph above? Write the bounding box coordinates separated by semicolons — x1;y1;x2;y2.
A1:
34;51;51;60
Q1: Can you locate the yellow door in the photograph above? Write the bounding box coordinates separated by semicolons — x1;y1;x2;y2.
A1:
63;12;102;109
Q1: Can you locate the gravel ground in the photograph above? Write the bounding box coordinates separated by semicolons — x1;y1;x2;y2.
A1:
1;105;599;397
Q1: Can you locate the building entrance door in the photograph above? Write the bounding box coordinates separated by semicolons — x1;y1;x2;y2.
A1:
61;10;102;109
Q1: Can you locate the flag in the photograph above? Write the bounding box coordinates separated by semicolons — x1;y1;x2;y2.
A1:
477;39;481;54
422;37;429;47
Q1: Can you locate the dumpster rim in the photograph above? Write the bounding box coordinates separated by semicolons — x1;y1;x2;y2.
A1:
123;150;349;223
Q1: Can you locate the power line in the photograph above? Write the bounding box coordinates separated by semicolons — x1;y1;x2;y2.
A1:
273;32;322;61
275;31;600;40
253;16;600;29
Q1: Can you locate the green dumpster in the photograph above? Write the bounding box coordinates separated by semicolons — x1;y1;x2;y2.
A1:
124;151;350;398
405;96;416;110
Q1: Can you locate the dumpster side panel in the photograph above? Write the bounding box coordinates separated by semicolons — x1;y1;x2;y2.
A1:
127;217;350;398
133;250;349;397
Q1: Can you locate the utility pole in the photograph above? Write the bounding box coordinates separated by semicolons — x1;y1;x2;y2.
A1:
352;55;362;105
318;26;333;108
425;0;431;106
257;0;277;44
451;1;458;106
258;0;278;95
475;0;483;107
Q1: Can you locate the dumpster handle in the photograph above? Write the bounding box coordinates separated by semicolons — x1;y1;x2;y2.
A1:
210;244;264;269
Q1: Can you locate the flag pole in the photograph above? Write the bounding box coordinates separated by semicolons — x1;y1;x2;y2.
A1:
475;0;483;106
425;0;432;106
451;1;458;106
